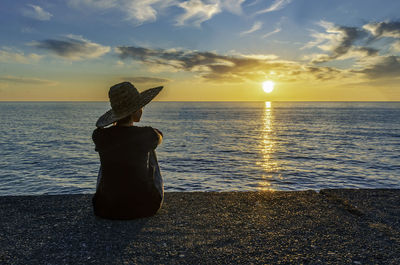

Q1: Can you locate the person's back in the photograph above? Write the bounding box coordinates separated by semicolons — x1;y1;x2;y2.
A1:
92;82;164;220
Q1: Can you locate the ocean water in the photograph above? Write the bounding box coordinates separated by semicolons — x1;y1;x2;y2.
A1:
0;101;399;195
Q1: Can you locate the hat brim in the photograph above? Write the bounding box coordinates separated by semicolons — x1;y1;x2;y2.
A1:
95;86;163;128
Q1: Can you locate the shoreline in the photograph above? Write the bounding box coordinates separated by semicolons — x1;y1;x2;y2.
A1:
1;189;399;264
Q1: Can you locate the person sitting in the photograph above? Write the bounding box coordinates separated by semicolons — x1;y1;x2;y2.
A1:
92;81;164;220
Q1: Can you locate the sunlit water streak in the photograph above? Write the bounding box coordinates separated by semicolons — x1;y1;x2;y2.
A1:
0;101;399;195
256;102;283;191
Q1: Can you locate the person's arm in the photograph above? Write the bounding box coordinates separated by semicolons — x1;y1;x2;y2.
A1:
154;128;163;145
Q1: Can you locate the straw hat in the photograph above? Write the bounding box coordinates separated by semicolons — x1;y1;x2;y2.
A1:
96;82;163;128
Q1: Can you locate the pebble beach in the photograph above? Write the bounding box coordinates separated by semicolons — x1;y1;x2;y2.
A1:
1;189;399;264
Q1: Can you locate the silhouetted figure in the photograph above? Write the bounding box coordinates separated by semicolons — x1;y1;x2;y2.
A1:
92;82;163;220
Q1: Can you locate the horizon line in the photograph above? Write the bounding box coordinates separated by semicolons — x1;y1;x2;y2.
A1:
1;100;400;103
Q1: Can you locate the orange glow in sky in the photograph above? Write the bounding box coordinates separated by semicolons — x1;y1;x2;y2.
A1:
1;1;400;101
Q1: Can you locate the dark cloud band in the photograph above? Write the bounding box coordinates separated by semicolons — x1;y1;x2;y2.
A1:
121;76;169;83
31;36;110;60
116;45;346;83
364;21;400;39
356;56;400;79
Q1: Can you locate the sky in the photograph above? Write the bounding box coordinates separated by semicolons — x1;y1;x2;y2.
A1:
1;0;400;101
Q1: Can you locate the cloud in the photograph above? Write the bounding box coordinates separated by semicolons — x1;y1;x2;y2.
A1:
0;75;57;85
68;0;168;24
220;0;245;15
22;4;53;21
69;0;246;27
262;28;281;38
303;20;400;66
328;27;364;56
363;21;400;39
303;21;380;63
115;19;400;84
116;46;234;71
239;53;279;60
246;0;260;7
310;47;379;64
175;0;248;26
30;35;110;60
175;0;221;27
0;48;42;64
123;0;171;24
356;56;400;79
115;45;352;83
303;21;400;80
240;21;263;36
255;0;292;15
315;22;365;60
392;41;400;52
120;76;170;83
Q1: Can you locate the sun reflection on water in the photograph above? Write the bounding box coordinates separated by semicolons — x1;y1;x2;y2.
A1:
256;101;280;191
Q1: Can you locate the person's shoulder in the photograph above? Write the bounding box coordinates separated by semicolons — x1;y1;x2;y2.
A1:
134;126;162;146
93;127;104;133
92;126;114;135
133;125;150;130
92;126;117;141
92;127;103;141
132;126;158;137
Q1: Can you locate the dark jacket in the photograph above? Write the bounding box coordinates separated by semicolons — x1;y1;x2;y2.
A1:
92;125;162;220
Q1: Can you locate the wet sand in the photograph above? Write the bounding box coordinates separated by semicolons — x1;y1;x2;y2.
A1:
1;189;399;264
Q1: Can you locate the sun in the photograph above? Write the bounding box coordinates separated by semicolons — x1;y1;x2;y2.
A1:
262;80;275;93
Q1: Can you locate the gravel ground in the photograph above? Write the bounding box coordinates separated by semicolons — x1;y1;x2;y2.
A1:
1;189;399;264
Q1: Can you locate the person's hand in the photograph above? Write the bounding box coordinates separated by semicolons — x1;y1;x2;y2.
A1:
154;128;163;145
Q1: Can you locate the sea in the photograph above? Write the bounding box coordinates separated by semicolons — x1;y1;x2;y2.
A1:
1;102;399;195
